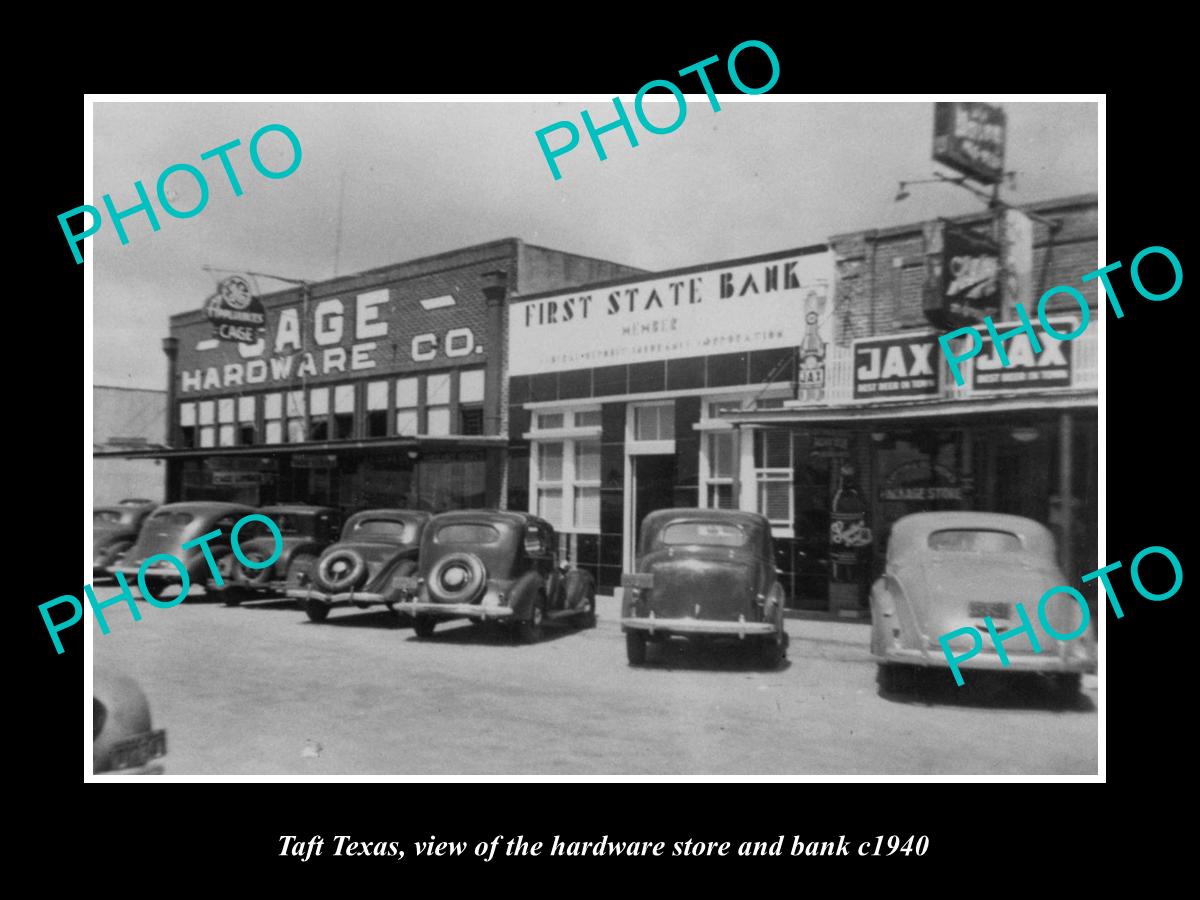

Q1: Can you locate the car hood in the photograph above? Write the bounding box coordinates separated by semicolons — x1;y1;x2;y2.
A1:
637;547;765;620
898;556;1066;653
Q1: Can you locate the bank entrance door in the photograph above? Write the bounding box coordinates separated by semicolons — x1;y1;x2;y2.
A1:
632;455;677;553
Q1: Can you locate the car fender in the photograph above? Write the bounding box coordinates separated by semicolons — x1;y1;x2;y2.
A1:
562;567;594;611
507;571;545;618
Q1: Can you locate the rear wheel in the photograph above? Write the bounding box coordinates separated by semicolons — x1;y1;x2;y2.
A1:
413;616;437;639
515;596;546;644
625;631;648;665
879;663;911;694
305;599;330;623
222;586;248;607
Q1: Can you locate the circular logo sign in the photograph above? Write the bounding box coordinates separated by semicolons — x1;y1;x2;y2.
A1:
219;276;255;310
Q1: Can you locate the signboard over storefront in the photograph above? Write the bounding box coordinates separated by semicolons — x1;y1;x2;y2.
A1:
971;318;1074;391
923;220;1002;328
932;102;1006;185
507;249;835;378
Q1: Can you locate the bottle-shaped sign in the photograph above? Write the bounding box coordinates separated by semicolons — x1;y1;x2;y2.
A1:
830;464;872;582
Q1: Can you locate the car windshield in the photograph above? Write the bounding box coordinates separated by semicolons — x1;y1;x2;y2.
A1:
351;519;411;542
147;511;194;529
436;523;501;544
255;514;312;537
928;529;1022;552
659;521;748;548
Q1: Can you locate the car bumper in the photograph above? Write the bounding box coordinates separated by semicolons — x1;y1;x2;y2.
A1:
285;588;389;606
873;647;1094;673
392;600;514;620
109;564;182;582
621;614;776;638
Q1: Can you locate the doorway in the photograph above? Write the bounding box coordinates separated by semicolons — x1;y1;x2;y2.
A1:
632;455;677;552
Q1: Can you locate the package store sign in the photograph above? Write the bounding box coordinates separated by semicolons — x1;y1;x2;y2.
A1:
853;333;940;400
971;318;1074;391
177;285;486;395
507;251;835;377
932;102;1006;185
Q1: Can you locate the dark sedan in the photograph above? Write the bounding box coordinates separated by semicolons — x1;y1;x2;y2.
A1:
287;509;431;623
621;509;788;668
212;505;343;605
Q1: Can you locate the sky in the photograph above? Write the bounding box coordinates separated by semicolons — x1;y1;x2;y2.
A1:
90;99;1098;391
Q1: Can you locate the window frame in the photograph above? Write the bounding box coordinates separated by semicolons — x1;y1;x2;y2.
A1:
528;406;602;535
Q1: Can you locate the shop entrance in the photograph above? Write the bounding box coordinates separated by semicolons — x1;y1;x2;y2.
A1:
631;455;677;551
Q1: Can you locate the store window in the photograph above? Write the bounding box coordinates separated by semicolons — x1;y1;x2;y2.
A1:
217;397;235;447
529;407;602;533
366;380;389;438
634;402;674;441
198;399;215;448
237;396;256;445
286;391;306;443
755;429;793;529
459;368;485;435
426;373;452;437
264;393;282;444
333;385;355;439
396;377;418;436
179;401;196;448
309;387;329;441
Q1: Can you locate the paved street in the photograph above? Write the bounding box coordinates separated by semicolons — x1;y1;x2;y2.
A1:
93;590;1098;776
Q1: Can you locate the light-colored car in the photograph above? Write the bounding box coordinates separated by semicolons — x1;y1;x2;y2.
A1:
869;511;1095;696
93;501;158;577
94;669;166;775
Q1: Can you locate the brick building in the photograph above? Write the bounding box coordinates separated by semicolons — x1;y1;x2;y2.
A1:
148;239;641;511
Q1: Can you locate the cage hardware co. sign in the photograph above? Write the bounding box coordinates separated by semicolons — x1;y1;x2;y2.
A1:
204;275;267;344
932;102;1006;186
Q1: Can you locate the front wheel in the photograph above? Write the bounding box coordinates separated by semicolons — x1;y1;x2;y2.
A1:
759;633;785;670
625;631;648;665
413;616;437;639
305;599;330;623
515;597;545;644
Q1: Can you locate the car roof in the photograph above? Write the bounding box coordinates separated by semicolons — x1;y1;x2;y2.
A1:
149;501;257;515
429;509;543;528
346;508;432;523
888;511;1056;558
260;504;338;515
642;508;770;530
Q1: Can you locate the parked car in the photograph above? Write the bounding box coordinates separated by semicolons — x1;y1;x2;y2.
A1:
108;501;257;598
94;668;167;775
211;504;343;605
93;500;157;577
869;511;1095;696
621;509;788;668
391;510;596;642
287;509;431;622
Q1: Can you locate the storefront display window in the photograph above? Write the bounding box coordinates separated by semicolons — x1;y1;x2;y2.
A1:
754;430;793;530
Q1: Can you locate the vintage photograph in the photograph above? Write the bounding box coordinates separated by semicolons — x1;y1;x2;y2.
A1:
88;97;1100;777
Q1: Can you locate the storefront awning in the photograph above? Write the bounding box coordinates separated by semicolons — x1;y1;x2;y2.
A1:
93;434;507;460
721;390;1097;426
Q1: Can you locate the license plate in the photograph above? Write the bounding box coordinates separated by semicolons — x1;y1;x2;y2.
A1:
969;601;1011;620
393;576;420;593
109;729;167;770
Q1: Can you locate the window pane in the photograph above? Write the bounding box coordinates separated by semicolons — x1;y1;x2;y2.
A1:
459;369;485;404
367;410;388;438
574;409;601;428
575;440;600;481
710;432;735;478
396;409;418;435
756;430;791;469
459;406;484;435
218;424;235;446
537;412;564;430
179;402;196;427
217;398;235;423
538;442;564;481
287;419;306;443
286;391;305;418
657;405;675;440
199;426;215;448
395;377;418;408
708;483;736;510
198;400;215;426
537;487;563;524
427;374;451;406
366;380;388;411
636;404;673;440
237;396;255;422
426;406;450;436
264;393;282;419
574;486;599;530
309;387;329;416
758;480;791;523
334;384;355;414
265;421;282;444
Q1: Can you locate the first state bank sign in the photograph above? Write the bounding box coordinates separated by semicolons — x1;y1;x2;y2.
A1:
507;250;835;377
